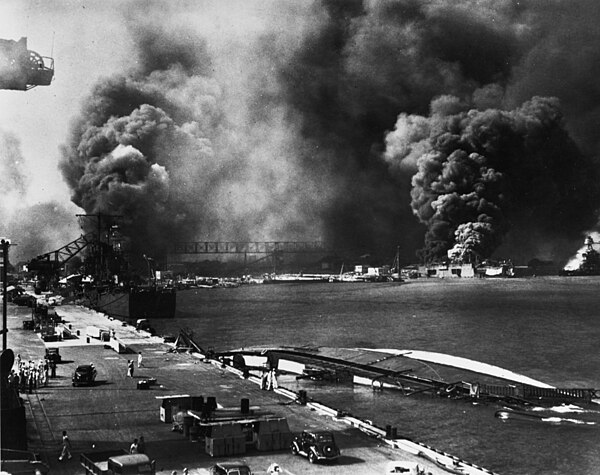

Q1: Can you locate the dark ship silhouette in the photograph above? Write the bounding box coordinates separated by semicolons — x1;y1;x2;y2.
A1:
28;216;176;320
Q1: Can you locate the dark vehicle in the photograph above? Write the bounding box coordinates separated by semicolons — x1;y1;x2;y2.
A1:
135;319;156;335
13;294;33;306
209;461;252;475
291;430;340;464
72;364;97;387
45;348;61;363
80;450;155;475
0;448;49;474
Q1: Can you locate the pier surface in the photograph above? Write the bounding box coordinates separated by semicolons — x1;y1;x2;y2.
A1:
6;302;492;475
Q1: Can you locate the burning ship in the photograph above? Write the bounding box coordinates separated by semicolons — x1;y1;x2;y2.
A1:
28;220;176;320
560;236;600;276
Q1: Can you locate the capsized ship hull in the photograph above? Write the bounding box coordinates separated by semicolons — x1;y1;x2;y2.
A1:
92;286;176;319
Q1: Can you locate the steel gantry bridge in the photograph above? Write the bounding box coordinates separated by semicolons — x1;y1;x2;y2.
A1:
169;241;332;273
171;241;329;255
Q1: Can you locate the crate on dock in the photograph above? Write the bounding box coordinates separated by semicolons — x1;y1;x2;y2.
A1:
158;395;196;423
224;437;234;456
255;433;273;452
254;417;292;451
279;430;293;448
266;419;279;433
212;423;233;438
275;418;290;433
233;436;246;455
205;437;226;457
219;424;246;456
270;432;282;451
275;418;293;447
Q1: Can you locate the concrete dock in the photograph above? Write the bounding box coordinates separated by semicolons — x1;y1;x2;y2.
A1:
5;302;495;474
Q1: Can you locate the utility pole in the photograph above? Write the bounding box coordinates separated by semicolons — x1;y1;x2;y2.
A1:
1;238;10;351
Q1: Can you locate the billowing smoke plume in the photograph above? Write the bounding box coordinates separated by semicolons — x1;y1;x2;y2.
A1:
0;129;28;208
59;20;338;264
58;0;600;266
385;96;600;262
0;129;77;264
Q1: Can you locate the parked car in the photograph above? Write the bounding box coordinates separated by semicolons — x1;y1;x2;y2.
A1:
72;364;97;386
81;450;155;475
209;461;252;475
291;430;340;464
44;348;61;363
136;318;156;335
12;294;34;306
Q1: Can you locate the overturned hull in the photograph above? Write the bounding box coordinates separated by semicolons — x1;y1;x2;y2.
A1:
221;346;599;405
93;286;176;319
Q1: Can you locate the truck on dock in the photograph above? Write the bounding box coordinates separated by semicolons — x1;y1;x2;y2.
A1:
80;450;156;474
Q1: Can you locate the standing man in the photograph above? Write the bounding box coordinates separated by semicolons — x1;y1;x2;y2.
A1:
12;371;20;394
137;436;146;454
129;438;139;454
127;360;134;378
58;430;72;461
261;371;268;390
27;368;34;394
137;352;143;368
270;368;278;389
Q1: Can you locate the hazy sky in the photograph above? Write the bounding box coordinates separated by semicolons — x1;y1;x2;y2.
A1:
0;0;306;260
0;0;277;205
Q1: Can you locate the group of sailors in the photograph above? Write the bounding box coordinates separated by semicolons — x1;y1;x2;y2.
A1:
260;368;278;390
7;353;55;394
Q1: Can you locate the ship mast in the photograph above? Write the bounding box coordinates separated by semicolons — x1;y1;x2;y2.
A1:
76;213;122;283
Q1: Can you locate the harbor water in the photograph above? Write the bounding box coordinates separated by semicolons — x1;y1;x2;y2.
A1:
153;277;600;475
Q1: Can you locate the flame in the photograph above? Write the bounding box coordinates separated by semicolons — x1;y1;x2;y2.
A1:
563;232;600;271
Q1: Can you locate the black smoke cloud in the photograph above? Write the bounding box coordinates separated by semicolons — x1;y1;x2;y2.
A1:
59;19;334;264
59;0;600;266
385;96;600;262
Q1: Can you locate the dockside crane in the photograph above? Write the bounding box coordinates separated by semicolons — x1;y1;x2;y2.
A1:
28;233;94;289
0;37;54;91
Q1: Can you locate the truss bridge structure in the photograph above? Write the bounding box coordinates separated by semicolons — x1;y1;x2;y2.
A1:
168;241;332;273
171;241;329;255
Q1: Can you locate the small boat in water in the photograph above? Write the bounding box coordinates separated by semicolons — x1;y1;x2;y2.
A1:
495;408;596;426
262;273;330;284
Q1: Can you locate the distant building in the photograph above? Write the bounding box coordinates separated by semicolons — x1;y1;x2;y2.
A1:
419;263;476;278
